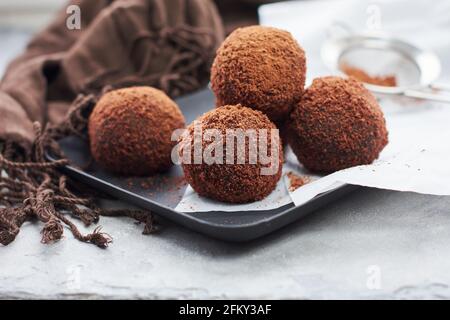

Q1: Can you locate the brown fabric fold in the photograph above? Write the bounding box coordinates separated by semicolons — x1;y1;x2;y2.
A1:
0;0;224;247
1;0;223;144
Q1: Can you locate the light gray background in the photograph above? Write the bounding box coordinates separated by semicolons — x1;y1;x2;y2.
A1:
1;11;450;300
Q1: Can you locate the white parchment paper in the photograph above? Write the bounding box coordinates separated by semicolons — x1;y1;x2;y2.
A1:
260;0;450;206
175;178;291;213
176;0;450;212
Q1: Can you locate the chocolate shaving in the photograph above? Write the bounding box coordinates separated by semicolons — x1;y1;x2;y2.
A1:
287;172;310;192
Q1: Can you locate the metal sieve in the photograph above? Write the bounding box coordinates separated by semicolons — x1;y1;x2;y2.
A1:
321;22;450;103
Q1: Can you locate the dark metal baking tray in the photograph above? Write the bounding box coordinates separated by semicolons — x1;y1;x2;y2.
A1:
47;88;357;242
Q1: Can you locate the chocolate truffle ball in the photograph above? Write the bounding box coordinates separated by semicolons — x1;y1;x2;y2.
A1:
288;76;388;173
179;105;283;203
211;25;306;123
88;86;185;176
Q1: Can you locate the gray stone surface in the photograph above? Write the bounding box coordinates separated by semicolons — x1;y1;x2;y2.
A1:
2;30;450;300
2;189;450;300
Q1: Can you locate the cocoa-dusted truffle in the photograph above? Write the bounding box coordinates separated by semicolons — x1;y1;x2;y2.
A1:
179;105;283;203
211;25;306;123
88;86;185;176
288;76;388;173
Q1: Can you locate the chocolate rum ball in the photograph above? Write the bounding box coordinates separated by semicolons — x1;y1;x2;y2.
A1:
211;25;306;123
88;86;185;176
179;105;283;203
288;76;388;173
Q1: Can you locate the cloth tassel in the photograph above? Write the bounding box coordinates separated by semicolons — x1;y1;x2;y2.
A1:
0;93;157;248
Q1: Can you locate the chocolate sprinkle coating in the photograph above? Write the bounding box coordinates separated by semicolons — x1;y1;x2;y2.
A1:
288;76;388;173
211;25;306;123
180;105;283;203
88;86;185;176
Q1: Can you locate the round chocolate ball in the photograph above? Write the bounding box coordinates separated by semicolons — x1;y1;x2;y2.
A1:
211;25;306;123
88;86;185;176
179;105;283;203
288;76;388;173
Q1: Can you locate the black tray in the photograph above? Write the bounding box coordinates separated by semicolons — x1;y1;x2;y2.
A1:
47;88;357;242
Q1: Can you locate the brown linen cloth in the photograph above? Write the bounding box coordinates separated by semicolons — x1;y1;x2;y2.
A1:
0;0;223;151
0;0;224;247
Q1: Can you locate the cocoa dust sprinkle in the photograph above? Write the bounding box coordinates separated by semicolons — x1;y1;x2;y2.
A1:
340;63;397;87
286;172;310;192
129;176;186;193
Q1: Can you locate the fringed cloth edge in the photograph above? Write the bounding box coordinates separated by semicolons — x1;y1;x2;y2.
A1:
0;90;157;248
0;23;219;248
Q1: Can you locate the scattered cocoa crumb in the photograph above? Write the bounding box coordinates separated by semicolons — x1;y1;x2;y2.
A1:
140;181;150;189
126;175;186;200
287;172;310;192
126;179;135;188
340;63;397;87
